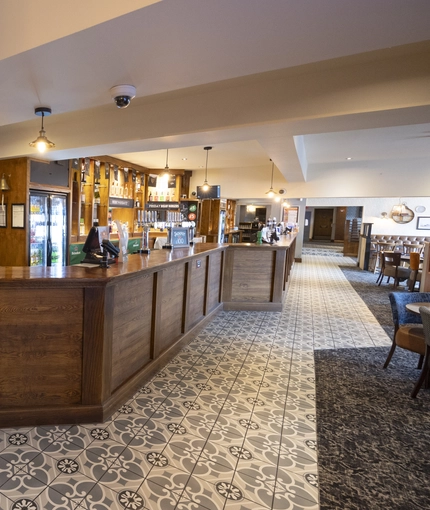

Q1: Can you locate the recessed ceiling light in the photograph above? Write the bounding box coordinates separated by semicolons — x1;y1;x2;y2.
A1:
346;157;352;160
182;157;187;161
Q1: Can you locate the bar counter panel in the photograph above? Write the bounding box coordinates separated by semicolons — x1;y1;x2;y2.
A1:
0;287;83;407
0;237;296;427
110;272;154;391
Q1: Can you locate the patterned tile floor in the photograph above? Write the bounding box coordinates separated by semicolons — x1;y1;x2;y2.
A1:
0;251;391;510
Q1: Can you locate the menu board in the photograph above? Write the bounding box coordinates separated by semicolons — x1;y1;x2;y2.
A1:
171;227;189;248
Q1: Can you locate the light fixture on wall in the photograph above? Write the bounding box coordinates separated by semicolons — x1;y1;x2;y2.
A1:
202;146;212;191
29;107;55;153
246;204;256;213
390;200;414;224
265;160;277;198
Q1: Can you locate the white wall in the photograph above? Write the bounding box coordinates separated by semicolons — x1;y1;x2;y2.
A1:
307;197;430;236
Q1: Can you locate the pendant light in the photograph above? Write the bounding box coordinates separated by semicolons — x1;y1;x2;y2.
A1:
265;159;277;198
29;107;55;153
202;146;212;191
163;148;170;178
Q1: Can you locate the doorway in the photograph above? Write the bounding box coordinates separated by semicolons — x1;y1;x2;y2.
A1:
312;208;333;240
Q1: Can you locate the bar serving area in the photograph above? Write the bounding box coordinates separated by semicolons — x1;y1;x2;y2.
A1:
0;235;296;428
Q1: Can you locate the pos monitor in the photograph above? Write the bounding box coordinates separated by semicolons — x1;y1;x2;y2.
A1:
82;226;119;265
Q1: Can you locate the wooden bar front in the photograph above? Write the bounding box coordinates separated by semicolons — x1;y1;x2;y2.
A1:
0;236;296;427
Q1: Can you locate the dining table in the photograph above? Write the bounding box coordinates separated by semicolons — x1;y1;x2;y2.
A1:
405;302;430;315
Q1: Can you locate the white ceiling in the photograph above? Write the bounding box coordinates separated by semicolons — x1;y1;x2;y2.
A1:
1;0;430;196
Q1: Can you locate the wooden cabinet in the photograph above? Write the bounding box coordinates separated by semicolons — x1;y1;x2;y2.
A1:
200;198;237;243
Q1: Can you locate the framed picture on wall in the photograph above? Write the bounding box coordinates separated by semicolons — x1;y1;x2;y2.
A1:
416;216;430;230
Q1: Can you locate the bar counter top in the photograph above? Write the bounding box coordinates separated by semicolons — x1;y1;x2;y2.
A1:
0;235;297;284
0;243;226;284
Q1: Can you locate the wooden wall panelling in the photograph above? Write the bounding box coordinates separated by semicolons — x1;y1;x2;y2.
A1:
0;287;83;407
204;254;211;316
82;285;111;405
221;248;234;302
230;250;275;303
185;255;207;330
271;249;286;302
0;158;30;266
152;270;162;359
154;263;186;355
110;273;154;391
206;251;223;313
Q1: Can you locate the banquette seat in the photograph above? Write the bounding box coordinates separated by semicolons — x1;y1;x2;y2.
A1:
369;236;430;272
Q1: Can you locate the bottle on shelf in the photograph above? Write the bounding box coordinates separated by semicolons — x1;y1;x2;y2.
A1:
160;190;164;202
154;191;159;202
149;191;153;202
94;184;100;204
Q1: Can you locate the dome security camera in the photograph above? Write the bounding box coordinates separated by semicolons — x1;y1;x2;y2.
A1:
110;85;136;109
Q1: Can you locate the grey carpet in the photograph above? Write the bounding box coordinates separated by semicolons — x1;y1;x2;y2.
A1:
316;260;430;509
315;347;430;510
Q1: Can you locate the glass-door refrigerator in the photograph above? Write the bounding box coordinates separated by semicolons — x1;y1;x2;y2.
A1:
218;209;226;243
29;192;67;266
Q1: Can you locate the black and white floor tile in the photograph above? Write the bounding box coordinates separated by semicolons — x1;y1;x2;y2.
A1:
0;249;391;509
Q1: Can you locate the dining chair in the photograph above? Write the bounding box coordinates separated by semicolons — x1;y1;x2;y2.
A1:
408;251;422;291
373;242;397;273
384;292;430;375
403;243;424;255
410;306;430;398
376;251;411;287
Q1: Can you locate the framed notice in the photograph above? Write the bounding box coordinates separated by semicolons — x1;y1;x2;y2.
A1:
417;216;430;230
12;203;25;228
0;205;6;228
171;227;190;248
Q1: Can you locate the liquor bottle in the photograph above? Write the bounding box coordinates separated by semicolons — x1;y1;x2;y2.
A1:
160;190;164;202
149;191;153;202
94;184;100;204
166;191;170;202
154;191;159;202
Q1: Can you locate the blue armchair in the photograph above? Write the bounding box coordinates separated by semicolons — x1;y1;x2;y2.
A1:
384;292;430;374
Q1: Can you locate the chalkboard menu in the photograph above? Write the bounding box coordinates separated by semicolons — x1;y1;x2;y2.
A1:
171;227;190;248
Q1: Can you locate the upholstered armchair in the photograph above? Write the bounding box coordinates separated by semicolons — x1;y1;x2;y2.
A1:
384;293;430;396
411;306;430;398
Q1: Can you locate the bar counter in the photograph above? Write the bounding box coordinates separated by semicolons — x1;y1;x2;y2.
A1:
0;236;296;427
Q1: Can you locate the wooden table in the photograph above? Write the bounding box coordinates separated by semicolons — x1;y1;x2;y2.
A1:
406;302;430;315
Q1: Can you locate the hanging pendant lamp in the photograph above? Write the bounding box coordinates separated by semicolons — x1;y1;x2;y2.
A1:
163;148;170;178
29;107;55;153
265;160;277;198
202;146;212;191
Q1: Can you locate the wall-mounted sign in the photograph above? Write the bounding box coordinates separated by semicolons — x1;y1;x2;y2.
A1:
146;202;179;210
109;197;134;208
